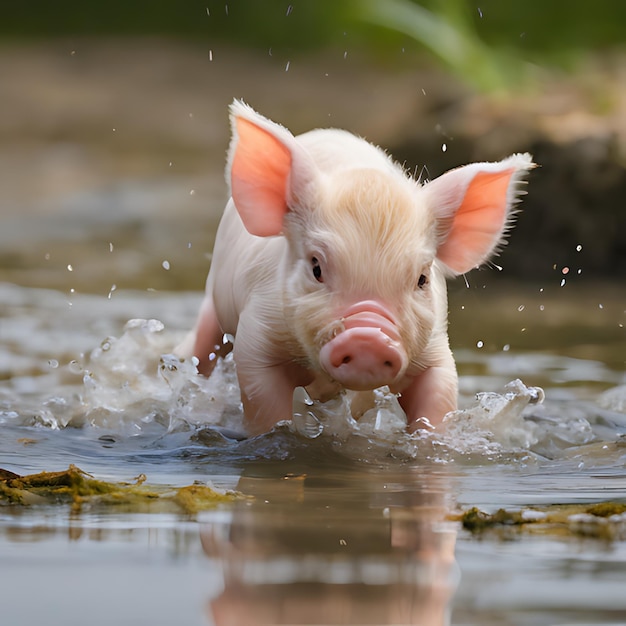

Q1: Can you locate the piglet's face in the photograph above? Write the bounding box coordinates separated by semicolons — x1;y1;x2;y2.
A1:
226;100;534;391
283;167;439;387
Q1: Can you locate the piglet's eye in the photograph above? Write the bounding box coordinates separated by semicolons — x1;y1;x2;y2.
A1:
417;274;428;289
312;257;323;282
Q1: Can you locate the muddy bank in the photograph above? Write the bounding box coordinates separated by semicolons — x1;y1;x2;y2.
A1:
0;39;624;290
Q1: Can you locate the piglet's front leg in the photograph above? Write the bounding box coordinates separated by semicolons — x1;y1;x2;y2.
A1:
396;363;458;433
237;360;315;436
233;314;314;436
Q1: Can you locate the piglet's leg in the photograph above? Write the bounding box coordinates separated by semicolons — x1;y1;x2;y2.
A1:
237;360;314;436
186;296;228;376
397;365;458;432
233;312;314;436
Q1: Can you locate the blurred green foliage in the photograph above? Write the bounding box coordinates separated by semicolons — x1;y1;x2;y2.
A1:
2;0;625;89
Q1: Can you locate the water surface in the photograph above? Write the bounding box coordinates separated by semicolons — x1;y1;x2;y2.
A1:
1;278;625;625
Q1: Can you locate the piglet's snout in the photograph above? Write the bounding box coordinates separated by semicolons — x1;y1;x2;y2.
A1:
319;302;408;391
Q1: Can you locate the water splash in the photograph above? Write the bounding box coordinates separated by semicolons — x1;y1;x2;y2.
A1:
0;317;613;465
80;318;241;432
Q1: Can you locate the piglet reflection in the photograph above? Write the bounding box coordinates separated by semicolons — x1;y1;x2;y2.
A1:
201;469;458;626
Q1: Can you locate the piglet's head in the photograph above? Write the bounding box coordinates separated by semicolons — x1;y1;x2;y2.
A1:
227;100;534;390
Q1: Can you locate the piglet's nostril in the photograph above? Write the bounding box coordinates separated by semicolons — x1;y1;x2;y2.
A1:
341;355;352;365
384;360;393;368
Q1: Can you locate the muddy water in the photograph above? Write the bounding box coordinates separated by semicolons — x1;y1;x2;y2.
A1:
1;263;625;626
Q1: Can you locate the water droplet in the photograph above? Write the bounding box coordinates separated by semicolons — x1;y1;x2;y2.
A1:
599;303;604;309
285;60;291;72
576;244;583;252
517;305;525;312
476;340;484;348
292;409;323;439
190;189;195;195
44;252;51;261
528;386;545;404
539;304;545;311
502;344;510;352
108;242;114;252
208;49;213;61
48;359;59;369
206;6;210;17
286;4;293;16
112;128;116;132
560;278;566;287
343;50;348;59
561;266;569;275
68;360;82;374
442;143;447;152
162;260;170;270
67;264;73;272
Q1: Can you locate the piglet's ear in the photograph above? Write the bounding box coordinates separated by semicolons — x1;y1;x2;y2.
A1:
424;153;535;275
226;100;316;237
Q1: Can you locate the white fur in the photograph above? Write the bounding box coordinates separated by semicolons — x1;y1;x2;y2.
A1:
179;101;534;435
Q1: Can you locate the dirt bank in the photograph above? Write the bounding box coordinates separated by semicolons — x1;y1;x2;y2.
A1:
1;39;624;288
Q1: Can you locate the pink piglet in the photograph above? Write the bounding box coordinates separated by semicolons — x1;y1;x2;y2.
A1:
177;101;534;436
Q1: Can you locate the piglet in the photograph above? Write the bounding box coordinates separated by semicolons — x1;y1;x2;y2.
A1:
178;101;534;435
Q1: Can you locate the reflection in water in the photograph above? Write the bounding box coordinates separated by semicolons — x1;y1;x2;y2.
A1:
201;468;458;626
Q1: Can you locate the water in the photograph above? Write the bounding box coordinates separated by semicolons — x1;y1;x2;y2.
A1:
1;39;625;625
1;277;625;625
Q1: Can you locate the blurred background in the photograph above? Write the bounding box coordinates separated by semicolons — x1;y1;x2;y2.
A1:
1;0;625;293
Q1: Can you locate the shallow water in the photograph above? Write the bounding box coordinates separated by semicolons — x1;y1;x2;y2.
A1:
1;278;625;625
2;35;626;626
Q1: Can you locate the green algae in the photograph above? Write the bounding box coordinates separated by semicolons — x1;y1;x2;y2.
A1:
454;502;626;541
585;502;626;518
458;507;526;532
0;465;243;515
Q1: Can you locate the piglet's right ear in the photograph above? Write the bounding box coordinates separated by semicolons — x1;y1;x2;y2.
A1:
227;100;316;237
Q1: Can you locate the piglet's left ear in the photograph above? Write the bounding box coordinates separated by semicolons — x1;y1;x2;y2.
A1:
425;153;535;275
